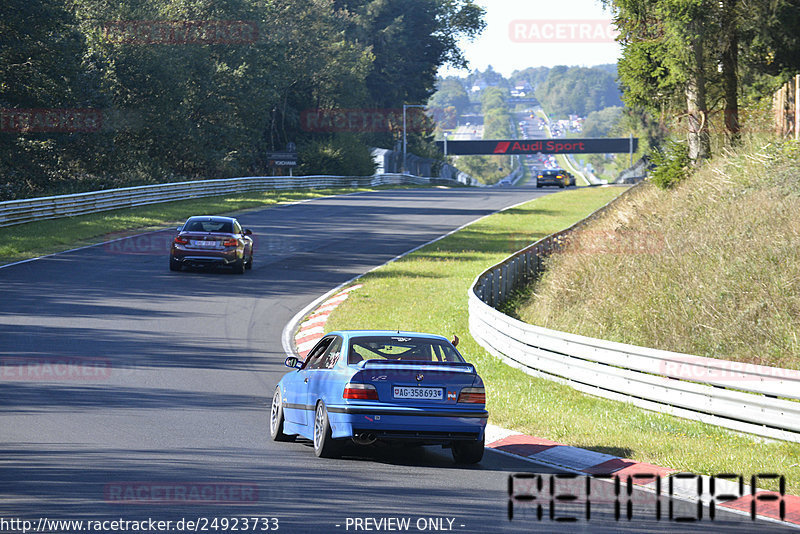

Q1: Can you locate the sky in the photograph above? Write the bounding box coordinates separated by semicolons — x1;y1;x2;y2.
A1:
439;0;622;78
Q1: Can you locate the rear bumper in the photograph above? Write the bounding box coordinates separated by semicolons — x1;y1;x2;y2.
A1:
537;179;563;186
171;247;239;265
326;404;488;443
178;255;237;266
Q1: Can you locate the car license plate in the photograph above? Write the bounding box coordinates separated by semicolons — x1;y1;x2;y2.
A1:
393;386;443;400
192;240;217;247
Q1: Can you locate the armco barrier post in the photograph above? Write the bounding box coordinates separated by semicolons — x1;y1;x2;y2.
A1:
484;272;491;308
525;252;533;283
513;257;521;290
493;268;502;306
501;264;509;304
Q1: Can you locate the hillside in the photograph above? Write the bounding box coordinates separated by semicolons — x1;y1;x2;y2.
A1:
516;140;800;369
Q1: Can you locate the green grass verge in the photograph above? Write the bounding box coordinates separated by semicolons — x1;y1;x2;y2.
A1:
324;185;800;493
0;185;422;265
518;141;800;370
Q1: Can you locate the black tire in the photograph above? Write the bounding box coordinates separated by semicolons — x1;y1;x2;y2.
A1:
169;257;181;271
313;402;340;458
452;438;484;464
245;255;253;270
269;387;294;442
232;258;246;274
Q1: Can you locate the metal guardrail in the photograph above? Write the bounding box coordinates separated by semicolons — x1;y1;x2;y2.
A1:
496;157;524;186
469;185;800;442
0;174;457;228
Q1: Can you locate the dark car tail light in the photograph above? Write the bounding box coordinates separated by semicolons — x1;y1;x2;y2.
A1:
343;383;378;400
174;236;189;245
458;387;485;404
222;238;238;247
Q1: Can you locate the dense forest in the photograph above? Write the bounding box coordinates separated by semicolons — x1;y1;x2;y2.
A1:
433;64;623;119
533;66;623;117
0;0;485;200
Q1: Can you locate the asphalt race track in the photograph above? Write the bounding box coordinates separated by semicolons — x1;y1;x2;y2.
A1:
0;185;794;533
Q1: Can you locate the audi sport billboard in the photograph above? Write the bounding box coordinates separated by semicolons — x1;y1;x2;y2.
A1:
436;138;638;155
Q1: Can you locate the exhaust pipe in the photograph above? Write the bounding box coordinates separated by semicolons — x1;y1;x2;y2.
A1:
352;432;377;446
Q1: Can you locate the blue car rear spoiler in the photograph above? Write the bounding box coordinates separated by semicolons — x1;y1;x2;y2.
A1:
356;360;476;373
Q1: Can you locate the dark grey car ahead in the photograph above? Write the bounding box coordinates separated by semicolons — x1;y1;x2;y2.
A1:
536;169;567;188
169;216;254;274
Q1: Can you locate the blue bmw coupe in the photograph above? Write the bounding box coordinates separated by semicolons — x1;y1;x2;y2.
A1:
271;330;488;463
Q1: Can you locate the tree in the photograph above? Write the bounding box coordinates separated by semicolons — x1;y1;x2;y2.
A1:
1;0;486;199
583;106;624;137
332;0;486;153
609;0;800;161
428;77;471;118
611;0;713;162
333;0;485;108
535;66;623;117
509;67;550;91
0;0;103;198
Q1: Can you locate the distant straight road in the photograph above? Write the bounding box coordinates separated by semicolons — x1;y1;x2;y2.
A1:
0;185;790;533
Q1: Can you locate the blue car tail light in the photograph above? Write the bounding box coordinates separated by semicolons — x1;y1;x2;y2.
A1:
343;383;378;400
458;387;485;404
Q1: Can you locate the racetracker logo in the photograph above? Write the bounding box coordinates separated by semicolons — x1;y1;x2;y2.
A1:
103;232;174;255
300;107;448;133
0;109;102;133
559;230;665;255
509;19;618;43
102;20;259;45
0;357;111;381
104;482;259;504
659;356;800;383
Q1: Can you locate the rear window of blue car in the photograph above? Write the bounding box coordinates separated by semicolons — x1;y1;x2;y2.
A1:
348;336;464;364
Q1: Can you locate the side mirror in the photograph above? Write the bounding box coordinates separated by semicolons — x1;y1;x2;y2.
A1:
176;226;183;232
244;229;252;236
451;334;459;347
284;356;302;369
